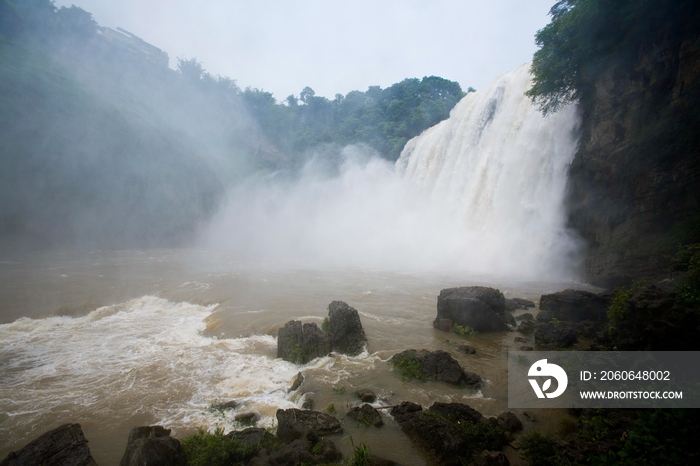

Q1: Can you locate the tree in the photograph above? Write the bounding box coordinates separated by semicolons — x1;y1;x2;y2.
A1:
177;57;204;83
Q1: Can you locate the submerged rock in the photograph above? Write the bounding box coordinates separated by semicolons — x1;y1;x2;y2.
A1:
346;404;383;427
328;301;367;355
391;349;481;387
1;424;97;466
276;408;343;442
434;287;510;333
120;426;186;466
355;388;377;402
277;320;330;364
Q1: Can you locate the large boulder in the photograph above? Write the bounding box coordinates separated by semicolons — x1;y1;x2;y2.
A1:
538;289;610;322
276;409;343;442
346;404;383;427
1;424;97;466
390;402;507;465
434;287;510;333
277;321;330;364
390;349;481;387
328;301;367;355
120;426;186;466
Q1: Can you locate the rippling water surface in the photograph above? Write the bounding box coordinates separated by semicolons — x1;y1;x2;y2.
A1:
0;249;593;465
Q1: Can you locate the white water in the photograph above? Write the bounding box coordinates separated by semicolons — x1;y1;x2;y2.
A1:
397;62;582;277
205;62;581;280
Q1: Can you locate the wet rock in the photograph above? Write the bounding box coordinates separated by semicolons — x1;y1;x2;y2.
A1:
250;437;342;466
277;320;330;364
347;404;383;427
276;409;343;442
496;412;523;432
1;424;97;466
534;322;578;348
289;372;304;392
474;451;510;466
514;336;529;343
513;298;536;308
302;396;314;410
120;426;186;466
328;301;367;355
456;344;477;354
515;313;535;322
235;412;258;425
434;287;510;333
390;401;507;465
539;289;610;322
519;345;534;351
219;400;238;409
228;427;272;447
503;312;517;326
517;321;535;335
391;349;481;387
355;388;376;403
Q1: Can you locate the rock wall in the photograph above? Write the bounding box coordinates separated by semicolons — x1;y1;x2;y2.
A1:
567;33;700;285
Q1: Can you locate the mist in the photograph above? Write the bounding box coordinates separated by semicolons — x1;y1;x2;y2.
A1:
203;64;583;281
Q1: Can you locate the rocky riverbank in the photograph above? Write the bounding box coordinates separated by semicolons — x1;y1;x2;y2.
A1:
4;280;699;465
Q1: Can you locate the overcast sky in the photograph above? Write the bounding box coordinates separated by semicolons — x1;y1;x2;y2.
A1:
55;0;555;101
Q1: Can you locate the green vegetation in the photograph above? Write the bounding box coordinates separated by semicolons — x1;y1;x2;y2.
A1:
321;317;330;332
607;281;643;325
527;0;700;115
326;403;336;414
390;354;424;381
451;324;478;337
181;427;278;466
671;244;700;308
549;318;562;327
347;439;371;466
288;344;314;364
521;430;570;466
332;386;346;395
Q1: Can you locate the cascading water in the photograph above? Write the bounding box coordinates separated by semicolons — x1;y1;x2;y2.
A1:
396;62;581;278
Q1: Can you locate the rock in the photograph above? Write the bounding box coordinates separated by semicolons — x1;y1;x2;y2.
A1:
519;345;534;351
276;409;343;442
367;455;404;466
523;411;537;422
473;451;510;466
534;322;578;348
496;412;523;432
434;287;510;333
347;404;383;427
249;437;342;466
228;427;272;447
120;426;186;466
1;424;97;466
503;312;516;326
515;313;535;322
219;400;238;409
513;298;536;308
514;336;529;343
277;320;330;364
355;388;376;403
517;321;535;335
539;289;610;322
390;401;507;465
391;349;481;387
289;372;304;392
456;344;477;354
327;301;367;355
235;412;258;425
302;396;315;410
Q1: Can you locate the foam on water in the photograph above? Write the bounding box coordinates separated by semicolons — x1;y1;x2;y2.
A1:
0;296;304;440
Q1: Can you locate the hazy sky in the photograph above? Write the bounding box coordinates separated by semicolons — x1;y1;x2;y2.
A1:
55;0;555;101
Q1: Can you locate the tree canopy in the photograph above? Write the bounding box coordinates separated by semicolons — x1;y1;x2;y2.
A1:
526;0;700;115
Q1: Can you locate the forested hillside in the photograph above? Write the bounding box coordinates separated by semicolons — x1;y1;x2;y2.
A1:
0;0;466;252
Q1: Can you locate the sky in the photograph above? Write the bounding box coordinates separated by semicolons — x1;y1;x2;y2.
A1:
55;0;556;101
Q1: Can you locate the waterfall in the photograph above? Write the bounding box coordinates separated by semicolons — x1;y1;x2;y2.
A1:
396;62;582;278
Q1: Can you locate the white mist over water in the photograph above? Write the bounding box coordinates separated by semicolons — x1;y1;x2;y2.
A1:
205;62;581;280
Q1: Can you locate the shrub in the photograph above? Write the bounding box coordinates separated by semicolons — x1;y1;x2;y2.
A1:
451;324;478;337
181;427;277;466
390;353;424;381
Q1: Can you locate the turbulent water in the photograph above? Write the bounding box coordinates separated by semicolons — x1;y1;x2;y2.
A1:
0;64;585;465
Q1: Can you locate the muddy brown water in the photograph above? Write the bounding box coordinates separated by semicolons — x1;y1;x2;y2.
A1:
0;249;597;465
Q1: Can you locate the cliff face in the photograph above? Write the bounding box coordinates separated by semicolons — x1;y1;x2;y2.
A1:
567;34;700;286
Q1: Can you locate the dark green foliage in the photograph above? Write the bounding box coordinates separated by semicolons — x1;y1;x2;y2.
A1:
321;317;330;332
181;428;278;466
451;324;478;337
520;430;569;466
673;244;700;308
527;0;700;115
390;353;424;381
348;439;370;466
607;281;644;324
288;344;313;364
